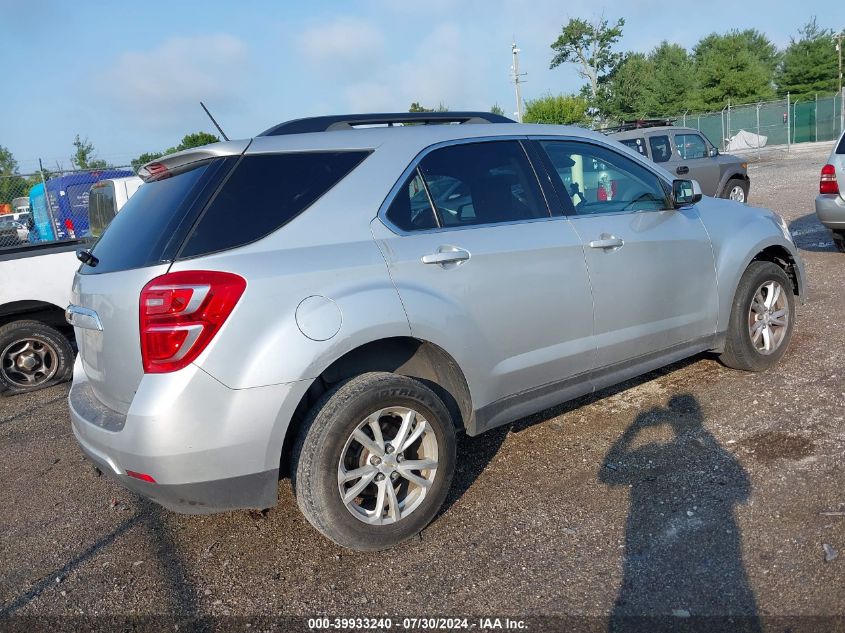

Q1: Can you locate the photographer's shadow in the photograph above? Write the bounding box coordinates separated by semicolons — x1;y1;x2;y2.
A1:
601;394;759;631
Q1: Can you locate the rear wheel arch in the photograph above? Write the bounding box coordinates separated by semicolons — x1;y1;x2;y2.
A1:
0;300;70;330
279;336;473;476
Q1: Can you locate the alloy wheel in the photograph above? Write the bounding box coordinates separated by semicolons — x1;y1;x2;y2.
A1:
729;185;746;203
747;281;789;355
338;406;439;525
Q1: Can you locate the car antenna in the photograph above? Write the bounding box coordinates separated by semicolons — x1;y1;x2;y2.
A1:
200;101;230;142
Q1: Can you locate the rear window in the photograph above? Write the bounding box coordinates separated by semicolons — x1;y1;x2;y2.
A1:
178;151;371;259
88;182;116;238
837;133;845;154
81;159;231;274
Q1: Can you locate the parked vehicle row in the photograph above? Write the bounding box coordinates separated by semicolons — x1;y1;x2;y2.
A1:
65;112;804;551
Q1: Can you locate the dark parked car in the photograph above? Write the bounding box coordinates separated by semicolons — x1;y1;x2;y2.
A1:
610;124;750;202
0;217;26;247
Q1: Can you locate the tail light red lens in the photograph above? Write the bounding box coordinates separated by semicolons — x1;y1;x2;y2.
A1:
126;470;156;483
140;270;246;373
820;164;839;195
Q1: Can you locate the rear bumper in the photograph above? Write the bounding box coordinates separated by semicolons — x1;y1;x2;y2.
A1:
815;194;845;229
68;357;310;514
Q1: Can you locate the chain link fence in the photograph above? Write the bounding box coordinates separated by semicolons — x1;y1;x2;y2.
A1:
0;166;135;250
674;93;843;156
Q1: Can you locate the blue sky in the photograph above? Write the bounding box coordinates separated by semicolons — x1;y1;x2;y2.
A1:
2;0;844;172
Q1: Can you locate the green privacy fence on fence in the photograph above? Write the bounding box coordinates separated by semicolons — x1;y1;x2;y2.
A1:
675;94;843;150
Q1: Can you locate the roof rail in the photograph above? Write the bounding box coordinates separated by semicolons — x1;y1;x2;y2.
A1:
598;118;676;134
258;112;515;136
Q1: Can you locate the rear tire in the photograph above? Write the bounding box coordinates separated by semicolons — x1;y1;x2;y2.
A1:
0;320;74;395
832;230;845;253
721;178;749;203
293;372;456;551
719;262;795;372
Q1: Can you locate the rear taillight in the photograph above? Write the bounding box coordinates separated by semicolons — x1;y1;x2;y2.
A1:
820;164;839;195
140;271;246;373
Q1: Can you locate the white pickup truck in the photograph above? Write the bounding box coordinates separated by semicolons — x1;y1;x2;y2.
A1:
0;175;142;395
0;242;81;394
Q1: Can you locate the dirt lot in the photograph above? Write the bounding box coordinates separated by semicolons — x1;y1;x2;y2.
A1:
1;143;843;631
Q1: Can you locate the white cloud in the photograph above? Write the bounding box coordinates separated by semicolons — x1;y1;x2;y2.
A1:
98;34;248;131
320;22;491;113
297;17;385;70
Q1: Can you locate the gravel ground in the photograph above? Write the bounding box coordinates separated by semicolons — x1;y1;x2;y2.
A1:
1;143;843;631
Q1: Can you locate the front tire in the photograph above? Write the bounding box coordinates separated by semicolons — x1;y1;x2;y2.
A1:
719;262;795;372
721;178;749;203
0;320;74;395
293;372;457;550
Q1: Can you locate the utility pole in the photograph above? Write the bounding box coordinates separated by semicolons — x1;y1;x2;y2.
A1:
836;32;843;132
511;42;526;122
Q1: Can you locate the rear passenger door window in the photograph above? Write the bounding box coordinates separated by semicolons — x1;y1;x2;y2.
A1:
415;141;548;228
647;135;673;163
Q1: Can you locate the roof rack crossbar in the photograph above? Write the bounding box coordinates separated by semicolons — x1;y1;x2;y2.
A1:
259;112;514;136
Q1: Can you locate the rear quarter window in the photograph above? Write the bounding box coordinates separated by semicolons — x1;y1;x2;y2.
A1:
618;138;646;156
178;151;371;259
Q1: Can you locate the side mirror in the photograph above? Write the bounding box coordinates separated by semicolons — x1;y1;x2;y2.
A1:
709;147;719;158
672;179;703;207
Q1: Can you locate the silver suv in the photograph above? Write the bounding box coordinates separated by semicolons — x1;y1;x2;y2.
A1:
610;124;750;202
67;112;804;550
814;129;845;252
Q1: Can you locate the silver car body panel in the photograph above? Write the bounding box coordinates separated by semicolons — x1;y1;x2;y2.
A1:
815;135;845;229
67;121;803;513
70;264;170;413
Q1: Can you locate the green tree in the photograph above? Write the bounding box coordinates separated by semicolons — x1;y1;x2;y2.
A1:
599;53;656;121
171;131;220;153
776;18;839;98
130;131;220;172
0;145;30;204
408;102;449;112
490;103;506;116
409;102;432;113
71;135;110;170
649;42;695;116
549;16;625;103
131;151;164;172
523;93;589;125
692;31;778;109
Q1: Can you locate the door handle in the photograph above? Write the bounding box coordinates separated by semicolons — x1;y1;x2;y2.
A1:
676;165;690;175
588;237;624;250
421;247;471;266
